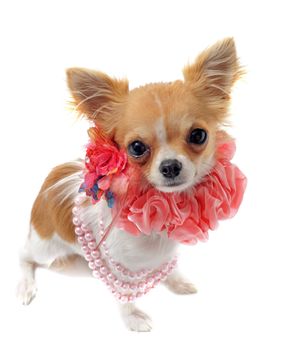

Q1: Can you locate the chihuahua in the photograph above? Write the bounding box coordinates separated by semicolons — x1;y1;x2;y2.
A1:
17;38;242;331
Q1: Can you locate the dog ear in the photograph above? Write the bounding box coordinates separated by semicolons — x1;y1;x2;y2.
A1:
183;38;243;110
66;68;128;124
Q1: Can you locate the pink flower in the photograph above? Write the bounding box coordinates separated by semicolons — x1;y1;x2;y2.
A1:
80;127;129;208
85;143;127;189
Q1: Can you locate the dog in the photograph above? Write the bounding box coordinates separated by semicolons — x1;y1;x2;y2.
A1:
17;38;244;331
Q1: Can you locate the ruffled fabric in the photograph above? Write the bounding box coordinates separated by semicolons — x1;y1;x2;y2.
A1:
115;142;247;244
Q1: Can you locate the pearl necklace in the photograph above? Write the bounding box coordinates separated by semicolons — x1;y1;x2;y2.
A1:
72;194;177;303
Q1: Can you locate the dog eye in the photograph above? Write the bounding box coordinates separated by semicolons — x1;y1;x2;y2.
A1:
128;141;149;158
188;128;208;145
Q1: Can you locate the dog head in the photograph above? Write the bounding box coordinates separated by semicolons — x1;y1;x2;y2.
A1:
67;38;242;193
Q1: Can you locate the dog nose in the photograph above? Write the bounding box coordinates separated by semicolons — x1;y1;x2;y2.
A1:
159;159;182;179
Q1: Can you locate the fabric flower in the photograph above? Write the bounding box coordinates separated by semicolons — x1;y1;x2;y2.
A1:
115;141;247;244
80;127;247;245
79;127;128;207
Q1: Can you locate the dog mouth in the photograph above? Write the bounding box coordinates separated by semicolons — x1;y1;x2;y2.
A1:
154;180;191;193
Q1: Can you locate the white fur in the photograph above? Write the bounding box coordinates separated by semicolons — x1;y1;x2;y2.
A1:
149;118;215;193
17;151;207;331
17;169;183;331
154;116;167;145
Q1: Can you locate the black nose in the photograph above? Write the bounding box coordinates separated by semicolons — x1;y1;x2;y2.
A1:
159;159;182;179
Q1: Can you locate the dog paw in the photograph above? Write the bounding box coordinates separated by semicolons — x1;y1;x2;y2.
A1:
121;306;152;332
167;280;198;295
17;279;37;305
164;271;198;295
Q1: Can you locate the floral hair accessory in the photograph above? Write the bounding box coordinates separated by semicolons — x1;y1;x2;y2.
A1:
79;127;128;208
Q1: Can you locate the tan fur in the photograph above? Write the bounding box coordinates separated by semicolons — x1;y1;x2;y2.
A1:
31;163;82;243
66;38;241;186
32;38;240;244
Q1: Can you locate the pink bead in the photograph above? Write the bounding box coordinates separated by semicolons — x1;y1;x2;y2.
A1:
109;258;116;266
92;270;100;278
88;241;96;250
129;272;135;279
72;206;80;215
130;283;137;291
136;292;143;298
138;282;146;290
122;269;129;276
77;236;85;244
142;269;148;276
167;267;173;274
74;227;83;235
74;196;85;205
106;273;116;282
85;253;93;262
102;241;107;247
115;292;121;299
128;295;136;303
122;283;130;290
100;266;108;275
116;264;123;272
111;289;117;295
81;244;89;253
100;276;106;282
114;280;122;287
155;272;162;280
85;233;93;241
104;249;109;256
81;223;89;232
95;259;103;267
91;250;100;259
120;295;128;303
72;217;81;226
147;277;154;286
88;261;95;269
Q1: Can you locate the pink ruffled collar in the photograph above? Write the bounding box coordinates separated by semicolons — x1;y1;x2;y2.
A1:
80;128;247;245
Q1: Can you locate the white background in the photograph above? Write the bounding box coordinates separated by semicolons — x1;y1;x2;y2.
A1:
1;0;280;349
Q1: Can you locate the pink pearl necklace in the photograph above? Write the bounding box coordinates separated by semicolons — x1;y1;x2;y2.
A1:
72;194;177;303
